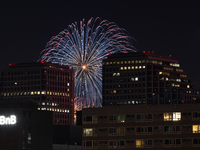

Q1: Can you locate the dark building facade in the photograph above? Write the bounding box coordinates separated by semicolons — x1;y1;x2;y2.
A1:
53;125;82;146
102;50;198;106
0;62;74;125
82;104;200;149
0;100;52;150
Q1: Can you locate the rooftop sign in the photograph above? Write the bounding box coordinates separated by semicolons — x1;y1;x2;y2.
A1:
0;115;16;125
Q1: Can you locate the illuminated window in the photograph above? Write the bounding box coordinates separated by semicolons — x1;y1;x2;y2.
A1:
83;128;94;136
110;62;112;64
131;66;134;69
139;60;141;63
164;112;181;121
193;125;200;133
187;85;190;88
135;60;138;63
121;61;123;64
135;77;138;81
131;78;134;81
176;79;181;82
117;73;120;76
113;73;116;76
124;61;127;64
113;90;116;93
135;66;138;69
124;67;127;70
118;114;125;123
128;66;130;70
159;72;162;75
131;60;134;63
139;66;141;69
128;61;130;64
120;67;123;70
143;66;145;69
136;139;144;148
117;61;119;64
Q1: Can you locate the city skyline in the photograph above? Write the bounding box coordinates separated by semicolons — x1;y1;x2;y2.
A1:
1;1;200;89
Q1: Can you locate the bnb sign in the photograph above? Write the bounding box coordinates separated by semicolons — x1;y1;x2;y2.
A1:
0;115;17;125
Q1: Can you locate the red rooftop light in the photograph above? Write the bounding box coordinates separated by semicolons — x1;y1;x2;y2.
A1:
143;51;145;53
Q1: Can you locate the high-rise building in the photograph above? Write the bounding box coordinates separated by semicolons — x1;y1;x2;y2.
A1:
0;62;74;125
102;50;198;106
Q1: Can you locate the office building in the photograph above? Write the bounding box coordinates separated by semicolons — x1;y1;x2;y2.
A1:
102;50;198;106
0;62;74;125
82;104;200;149
0;100;52;150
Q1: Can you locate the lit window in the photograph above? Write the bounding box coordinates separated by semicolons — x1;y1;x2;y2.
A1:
136;139;144;148
124;61;127;64
83;128;93;136
193;125;200;133
128;66;130;70
135;66;138;69
131;60;134;63
118;114;125;123
143;66;145;69
120;67;123;70
41;91;46;94
117;61;119;64
164;112;181;121
131;66;134;69
159;72;162;75
187;85;190;88
121;61;123;64
135;60;138;63
113;90;116;93
124;67;127;70
113;73;116;76
128;61;130;64
67;83;70;86
139;66;141;69
131;78;134;81
135;77;138;81
117;73;120;76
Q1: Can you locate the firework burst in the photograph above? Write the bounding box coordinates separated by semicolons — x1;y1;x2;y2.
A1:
38;17;137;110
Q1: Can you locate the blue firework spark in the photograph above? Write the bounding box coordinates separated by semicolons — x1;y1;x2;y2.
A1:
38;17;137;110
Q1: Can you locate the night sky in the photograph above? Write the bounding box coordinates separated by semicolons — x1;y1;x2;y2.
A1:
1;1;200;88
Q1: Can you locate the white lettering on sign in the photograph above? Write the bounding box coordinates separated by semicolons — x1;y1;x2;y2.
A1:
0;115;16;125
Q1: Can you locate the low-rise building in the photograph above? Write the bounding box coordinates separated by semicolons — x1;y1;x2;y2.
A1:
0;100;52;150
82;103;200;149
